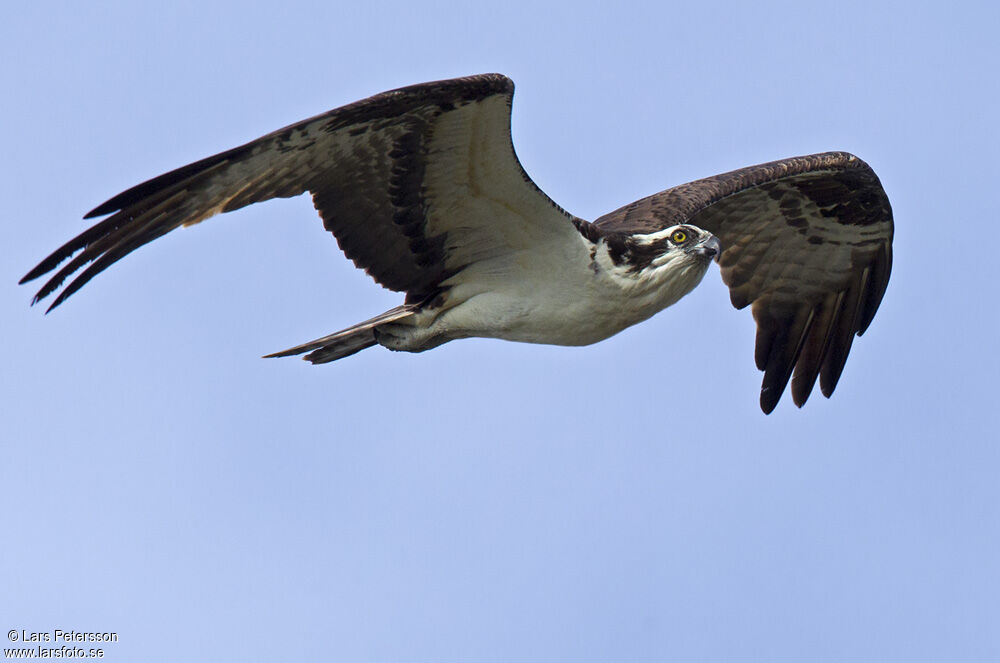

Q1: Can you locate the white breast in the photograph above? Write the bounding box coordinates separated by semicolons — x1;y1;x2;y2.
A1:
420;233;712;347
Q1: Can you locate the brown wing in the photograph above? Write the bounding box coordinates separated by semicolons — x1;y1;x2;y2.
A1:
593;152;893;413
21;73;580;310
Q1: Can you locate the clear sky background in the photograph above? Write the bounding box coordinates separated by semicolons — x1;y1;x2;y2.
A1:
2;1;998;661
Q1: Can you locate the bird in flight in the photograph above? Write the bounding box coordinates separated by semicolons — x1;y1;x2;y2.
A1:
21;74;893;413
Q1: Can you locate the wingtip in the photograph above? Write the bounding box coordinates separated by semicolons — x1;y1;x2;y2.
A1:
83;198;121;219
759;388;778;415
24;289;51;311
20;263;50;286
44;297;64;314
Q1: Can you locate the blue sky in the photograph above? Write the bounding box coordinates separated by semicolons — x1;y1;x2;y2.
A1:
3;1;998;661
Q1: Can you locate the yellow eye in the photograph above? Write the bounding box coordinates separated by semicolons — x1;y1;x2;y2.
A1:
671;229;688;244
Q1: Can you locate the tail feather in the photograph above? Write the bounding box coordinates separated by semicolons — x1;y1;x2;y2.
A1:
264;305;415;364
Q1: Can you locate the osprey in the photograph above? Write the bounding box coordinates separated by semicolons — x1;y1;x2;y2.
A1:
21;74;893;413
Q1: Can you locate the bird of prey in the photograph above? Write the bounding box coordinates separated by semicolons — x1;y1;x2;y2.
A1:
21;74;893;413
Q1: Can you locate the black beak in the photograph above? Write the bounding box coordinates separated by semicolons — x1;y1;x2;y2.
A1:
693;235;721;260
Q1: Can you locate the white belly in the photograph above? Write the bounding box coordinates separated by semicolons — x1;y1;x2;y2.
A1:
376;235;712;352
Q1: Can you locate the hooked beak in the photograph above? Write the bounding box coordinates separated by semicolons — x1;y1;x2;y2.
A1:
692;235;721;261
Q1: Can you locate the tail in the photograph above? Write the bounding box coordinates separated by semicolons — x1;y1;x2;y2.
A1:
264;305;416;364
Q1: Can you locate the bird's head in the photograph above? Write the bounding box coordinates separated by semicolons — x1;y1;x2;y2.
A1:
624;223;720;272
608;224;721;306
